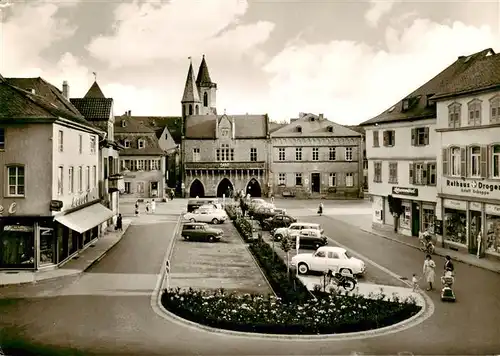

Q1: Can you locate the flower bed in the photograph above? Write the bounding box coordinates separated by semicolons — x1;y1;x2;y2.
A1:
225;204;239;220
161;288;421;335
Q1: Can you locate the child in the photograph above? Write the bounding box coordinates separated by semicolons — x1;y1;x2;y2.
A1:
412;273;420;292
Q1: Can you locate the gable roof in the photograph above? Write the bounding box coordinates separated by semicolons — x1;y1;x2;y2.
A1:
70;98;113;121
84;81;106;98
271;113;361;137
269;122;287;133
359;48;494;126
185;114;268;139
433;50;500;99
6;77;83;117
115;134;165;156
114;116;155;134
120;115;182;143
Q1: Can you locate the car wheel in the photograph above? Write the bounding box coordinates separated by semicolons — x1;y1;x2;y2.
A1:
208;235;215;243
339;268;353;275
298;263;309;274
275;234;283;241
211;218;219;224
190;218;196;222
184;235;190;240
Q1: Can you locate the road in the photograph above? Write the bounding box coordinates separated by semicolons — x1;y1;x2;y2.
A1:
0;199;499;355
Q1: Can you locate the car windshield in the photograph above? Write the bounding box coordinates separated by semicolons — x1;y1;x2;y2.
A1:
344;251;351;258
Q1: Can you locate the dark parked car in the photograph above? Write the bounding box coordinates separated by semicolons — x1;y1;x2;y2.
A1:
252;206;278;221
181;223;223;242
291;229;328;249
260;214;297;231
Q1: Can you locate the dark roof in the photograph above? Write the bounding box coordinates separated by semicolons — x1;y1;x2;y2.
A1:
84;81;106;98
345;125;365;134
6;77;82;117
1;78;100;130
70;98;113;121
433;50;500;99
114;116;154;134
118;115;182;143
185;114;268;139
359;49;494;126
114;134;164;156
196;55;215;87
181;62;200;103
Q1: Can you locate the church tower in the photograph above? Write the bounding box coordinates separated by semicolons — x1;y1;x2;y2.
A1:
181;59;201;119
196;55;217;115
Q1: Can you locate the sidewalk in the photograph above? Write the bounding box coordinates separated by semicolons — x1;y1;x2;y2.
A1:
361;226;500;274
0;219;131;287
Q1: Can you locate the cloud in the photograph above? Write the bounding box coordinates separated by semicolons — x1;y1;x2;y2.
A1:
86;0;275;68
263;19;497;124
365;0;397;28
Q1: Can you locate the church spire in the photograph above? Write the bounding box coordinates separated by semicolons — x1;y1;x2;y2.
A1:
181;58;200;103
196;54;214;87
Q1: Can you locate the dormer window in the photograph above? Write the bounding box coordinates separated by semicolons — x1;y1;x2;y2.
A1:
124;139;130;148
121;120;127;127
426;94;435;107
310;116;315;122
138;139;145;149
327;126;333;133
296;126;302;133
402;99;409;111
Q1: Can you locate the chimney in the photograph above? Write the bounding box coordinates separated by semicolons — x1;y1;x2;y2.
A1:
319;113;324;120
128;110;131;116
62;81;69;98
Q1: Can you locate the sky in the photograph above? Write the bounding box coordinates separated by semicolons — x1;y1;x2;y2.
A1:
0;0;499;124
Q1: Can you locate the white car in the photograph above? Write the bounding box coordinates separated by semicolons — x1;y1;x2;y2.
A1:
183;207;227;224
273;222;323;241
290;246;366;276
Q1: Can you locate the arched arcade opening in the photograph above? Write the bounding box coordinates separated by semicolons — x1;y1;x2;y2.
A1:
246;178;262;197
189;179;205;198
216;178;234;198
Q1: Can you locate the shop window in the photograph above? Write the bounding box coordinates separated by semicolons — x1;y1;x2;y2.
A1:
0;221;35;268
444;209;467;245
39;221;56;265
422;208;435;233
486;215;500;254
491;145;500;178
400;205;411;229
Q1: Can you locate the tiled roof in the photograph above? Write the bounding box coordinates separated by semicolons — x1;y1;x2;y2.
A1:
84;81;106;98
114;133;165;156
269;122;287;133
114;116;154;134
182;62;200;103
345;125;365;134
433;50;500;99
1;78;100;130
271;114;361;137
359;48;494;126
196;55;214;87
70;98;113;121
121;115;182;143
6;77;83;117
185;114;268;139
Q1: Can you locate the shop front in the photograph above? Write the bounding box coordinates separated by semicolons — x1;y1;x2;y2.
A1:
443;199;467;247
485;204;500;256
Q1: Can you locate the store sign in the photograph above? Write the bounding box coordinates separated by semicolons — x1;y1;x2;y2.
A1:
50;200;63;212
4;225;33;232
392;186;418;197
0;202;17;216
443;199;466;210
470;202;482;211
485;204;500;216
71;189;99;208
444;178;500;199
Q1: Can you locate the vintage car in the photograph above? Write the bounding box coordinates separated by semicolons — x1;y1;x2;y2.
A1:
273;222;323;241
187;198;220;212
181;223;224;242
183;207;227;224
290;246;366;276
260;214;297;231
252;206;277;221
291;229;328;249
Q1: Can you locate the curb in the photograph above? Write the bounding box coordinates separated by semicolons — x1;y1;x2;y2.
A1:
0;223;131;288
360;228;500;274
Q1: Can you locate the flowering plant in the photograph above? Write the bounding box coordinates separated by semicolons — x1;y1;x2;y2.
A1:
162;288;421;335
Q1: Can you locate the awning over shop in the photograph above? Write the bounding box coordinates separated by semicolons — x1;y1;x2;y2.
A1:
54;203;114;234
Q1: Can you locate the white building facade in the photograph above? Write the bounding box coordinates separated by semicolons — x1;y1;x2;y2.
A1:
365;119;438;237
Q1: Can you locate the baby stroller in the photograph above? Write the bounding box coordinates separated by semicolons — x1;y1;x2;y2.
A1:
440;270;456;302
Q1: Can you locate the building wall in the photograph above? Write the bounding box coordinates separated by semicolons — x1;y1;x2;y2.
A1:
0;123;53;216
184;138;268;162
120;155;165;198
51;123;100;214
270;137;362;199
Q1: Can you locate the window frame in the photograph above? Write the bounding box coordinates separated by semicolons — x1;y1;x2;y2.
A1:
86;166;90;191
68;166;74;194
278;173;286;186
6;165;25;197
372;130;379;147
0;128;5;150
345;172;354;187
124;140;131;148
78;134;83;154
467;99;482;126
90;135;97;154
295;173;303;186
329;173;336;187
250;148;258;162
491;144;500;179
193;147;200;162
312;147;319;161
490;95;500;124
469;146;481;177
138;139;145;149
58;130;64;152
388;162;398;184
329;147;336;161
345;147;353;161
450;146;462;177
78;166;83;192
373;161;382;183
295;147;302;161
383;130;395;147
448;102;461;128
278;148;285;161
57;165;64;196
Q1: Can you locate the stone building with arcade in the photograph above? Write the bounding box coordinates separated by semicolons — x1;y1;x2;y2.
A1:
181;56;270;198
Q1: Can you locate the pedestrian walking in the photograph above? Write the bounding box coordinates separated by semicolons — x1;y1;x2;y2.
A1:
151;199;156;214
135;200;140;217
423;254;436;291
444;255;454;273
170;190;175;201
271;195;274;204
146;200;151;214
116;213;123;231
411;273;420;292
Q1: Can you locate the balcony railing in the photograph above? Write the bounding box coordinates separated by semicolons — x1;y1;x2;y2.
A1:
185;161;266;170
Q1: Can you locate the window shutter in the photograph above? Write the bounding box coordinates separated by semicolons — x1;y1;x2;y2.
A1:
422;163;428;185
487;145;492;178
442;148;448;176
383;131;388;146
424;127;429;145
409;163;414;184
411;128;416;146
460;147;466;177
480;146;488;178
426;163;431;185
392;130;396;146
